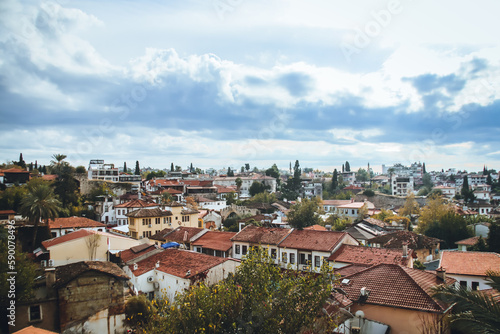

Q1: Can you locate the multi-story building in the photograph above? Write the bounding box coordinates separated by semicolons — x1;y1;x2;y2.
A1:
391;175;414;196
88;160;119;182
213;174;277;198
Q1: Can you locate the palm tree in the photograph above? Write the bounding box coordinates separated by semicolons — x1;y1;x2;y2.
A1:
50;153;68;175
432;271;500;333
20;182;61;249
235;177;242;195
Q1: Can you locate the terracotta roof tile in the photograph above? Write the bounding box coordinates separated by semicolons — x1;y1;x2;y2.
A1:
1;168;29;173
279;229;347;252
231;225;292;245
440;251;500;276
369;231;441;249
42;229;94;248
126;207;171;218
115;199;158;208
328;244;412;266
150;226;203;243
54;261;129;287
130;249;233;278
13;326;59;334
119;244;158;263
48;216;106;229
191;231;236;251
336;264;455;312
455;236;481;246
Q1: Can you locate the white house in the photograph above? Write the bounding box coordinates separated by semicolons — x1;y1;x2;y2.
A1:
439;251;500;290
48;216;107;238
213;174;277;198
432;185;456;199
123;249;239;301
391;175;414;196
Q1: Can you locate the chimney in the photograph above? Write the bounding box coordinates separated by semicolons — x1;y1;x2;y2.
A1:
325;225;332;231
402;245;408;258
436;267;446;281
133;263;138;271
351;198;354;203
45;267;56;288
155;261;160;268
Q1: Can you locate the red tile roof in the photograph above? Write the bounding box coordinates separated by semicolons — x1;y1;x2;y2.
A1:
455;236;481;246
126;207;171;218
231;225;292;245
42;229;95;248
54;261;129;287
48;216;106;229
1;168;29;173
119;244;158;263
0;210;16;215
336;264;455;312
41;174;58;181
150;226;203;243
440;251;500;277
13;325;59;334
115;199;158;208
191;231;236;252
328;244;412;266
322;200;352;206
279;229;347;252
369;231;441;249
304;224;327;231
130;249;232;278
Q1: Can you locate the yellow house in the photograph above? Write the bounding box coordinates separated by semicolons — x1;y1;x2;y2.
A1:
127;204;199;240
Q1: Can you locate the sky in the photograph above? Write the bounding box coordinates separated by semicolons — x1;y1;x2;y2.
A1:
1;0;499;174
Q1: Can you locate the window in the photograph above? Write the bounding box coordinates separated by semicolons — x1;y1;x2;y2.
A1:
472;281;479;290
182;215;190;222
29;305;42;322
282;252;287;263
130;219;134;226
290;253;295;264
235;245;240;255
242;245;248;255
271;248;277;259
155;217;160;224
460;281;467;289
314;256;320;268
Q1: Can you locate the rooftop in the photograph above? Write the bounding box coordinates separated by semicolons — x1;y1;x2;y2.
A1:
369;231;441;249
115;199;158;209
126;207;172;218
328;244;412;266
440;251;500;277
13;326;59;334
48;216;106;229
455;236;481;246
279;229;348;252
119;244;158;263
54;261;129;287
191;231;236;251
336;263;455;312
130;248;234;278
150;226;204;243
231;225;292;245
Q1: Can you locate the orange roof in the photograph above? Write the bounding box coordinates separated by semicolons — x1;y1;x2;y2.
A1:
0;210;16;215
191;231;236;251
115;199;158;208
1;168;29;173
150;226;203;243
440;251;500;277
48;216;106;229
328;244;412;266
130;248;233;278
232;225;292;245
119;244;158;263
13;325;59;334
336;263;455;312
41;174;58;181
42;229;95;248
455;236;481;246
304;224;327;231
279;229;347;252
322;200;352;206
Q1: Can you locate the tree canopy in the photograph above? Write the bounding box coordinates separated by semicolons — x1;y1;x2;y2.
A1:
287;197;323;230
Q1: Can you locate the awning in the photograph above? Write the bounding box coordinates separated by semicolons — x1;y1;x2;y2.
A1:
161;242;180;249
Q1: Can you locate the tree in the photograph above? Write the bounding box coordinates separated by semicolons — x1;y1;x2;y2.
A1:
227;167;234;177
235;177;242;194
265;164;280;185
170;163;174;172
134;161;140;175
432;271;500;333
17;153;26;169
19;181;61;249
75;165;86;174
399;193;420;218
355;168;369;182
185;196;198;210
355;203;369;223
246;192;277;204
140;247;337;334
287;197;322;230
123;162;127;173
331;169;338;191
245;163;250;171
487;173;493;186
291;160;301;191
249;181;266;197
124;295;156;331
415;194;451;234
425;212;472;249
422;162;426;174
325;214;350;231
345;161;350;172
487;220;500;253
461;175;476;204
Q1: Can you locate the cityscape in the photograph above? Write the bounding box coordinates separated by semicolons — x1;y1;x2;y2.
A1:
1;0;500;334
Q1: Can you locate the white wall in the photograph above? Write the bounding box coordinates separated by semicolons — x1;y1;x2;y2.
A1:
448;274;490;291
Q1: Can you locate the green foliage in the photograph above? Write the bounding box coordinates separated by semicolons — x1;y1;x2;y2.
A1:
146;170;166;180
331;169;338;191
487;220;500;253
425;212;472;249
422;173;433;189
227;167;234;177
345;161;350;172
461;176;476;204
224;191;238;206
363;189;375;197
249;181;267;197
235;177;242;191
399;192;420;218
287;197;323;230
413;259;426;270
124;295;156;330
265;164;280;186
75;165;86;174
432;271;500;333
325;214;350;231
245;163;250;171
141;247;337;334
355;168;369;182
470;236;488;252
246;192;277;204
88;182;115;203
0;185;27;211
135;161;141;175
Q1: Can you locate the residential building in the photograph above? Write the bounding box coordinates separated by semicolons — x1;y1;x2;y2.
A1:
213;174;277;198
123;249;239;301
127;208;173;240
391;175;414;196
87;160;119;182
38;229;144;266
439;251;500;290
332;264;454;334
231;225;293;263
368;231;441;263
47;217;106;238
334;201;375;220
149;226;205;249
455;236;482;251
0;167;30;186
191;231;236;257
278;230;359;272
432;185;456;199
114;199;159;226
322;200;352;214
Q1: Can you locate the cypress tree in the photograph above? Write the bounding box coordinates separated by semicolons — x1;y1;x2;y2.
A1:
331;169;338;191
124;162;127;174
171;163;174;172
34;160;38;170
135;161;140;175
345;161;350;172
422;162;426;174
